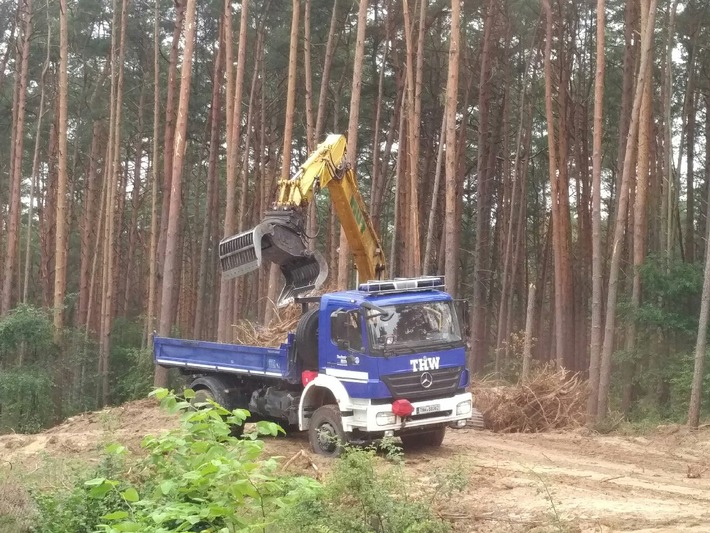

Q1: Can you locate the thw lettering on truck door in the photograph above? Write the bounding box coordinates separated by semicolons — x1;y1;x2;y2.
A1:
410;356;440;372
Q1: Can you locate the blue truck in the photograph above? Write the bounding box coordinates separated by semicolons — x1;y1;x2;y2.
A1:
154;276;474;456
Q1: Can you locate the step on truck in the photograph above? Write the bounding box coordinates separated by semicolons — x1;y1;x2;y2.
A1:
154;276;474;456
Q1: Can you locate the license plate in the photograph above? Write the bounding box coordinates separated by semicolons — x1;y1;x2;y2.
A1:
416;404;441;415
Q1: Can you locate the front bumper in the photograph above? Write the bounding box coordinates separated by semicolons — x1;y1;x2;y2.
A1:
343;391;473;433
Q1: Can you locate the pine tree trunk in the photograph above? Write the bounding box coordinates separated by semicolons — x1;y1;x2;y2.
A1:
155;0;198;386
423;114;446;275
265;0;300;325
401;0;424;276
2;0;31;315
688;163;710;427
444;0;460;298
145;0;161;346
337;0;368;289
622;0;653;416
23;17;50;304
233;0;250;235
598;0;657;418
303;0;314;150
41;119;58;309
588;0;606;418
471;0;493;367
99;0;129;405
314;0;340;143
685;80;696;263
664;0;680;258
54;0;69;340
78;122;102;324
218;0;249;340
521;283;536;382
157;0;186;318
195;21;225;340
123;79;147;316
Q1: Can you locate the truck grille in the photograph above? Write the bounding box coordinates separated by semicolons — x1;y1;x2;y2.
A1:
382;367;463;401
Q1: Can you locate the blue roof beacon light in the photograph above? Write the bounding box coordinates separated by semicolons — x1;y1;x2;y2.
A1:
357;276;446;295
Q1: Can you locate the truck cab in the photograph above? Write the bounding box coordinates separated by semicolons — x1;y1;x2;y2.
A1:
298;277;472;454
154;276;473;456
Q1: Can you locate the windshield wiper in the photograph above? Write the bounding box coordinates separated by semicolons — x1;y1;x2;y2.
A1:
361;301;393;321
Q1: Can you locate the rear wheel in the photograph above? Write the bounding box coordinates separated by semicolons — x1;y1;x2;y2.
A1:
189;379;244;438
308;405;347;457
400;426;446;450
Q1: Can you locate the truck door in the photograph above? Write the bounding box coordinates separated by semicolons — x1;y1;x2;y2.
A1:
323;308;369;383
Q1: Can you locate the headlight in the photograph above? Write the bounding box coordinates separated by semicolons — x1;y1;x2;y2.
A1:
376;412;396;426
456;400;472;416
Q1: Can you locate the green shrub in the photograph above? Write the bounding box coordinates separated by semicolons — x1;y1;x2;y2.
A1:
0;368;53;433
31;390;459;533
278;446;454;533
0;305;54;363
31;455;128;533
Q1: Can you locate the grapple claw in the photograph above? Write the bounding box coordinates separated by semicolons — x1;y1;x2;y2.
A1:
219;210;328;307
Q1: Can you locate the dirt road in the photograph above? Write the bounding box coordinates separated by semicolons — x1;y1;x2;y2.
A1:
2;400;710;532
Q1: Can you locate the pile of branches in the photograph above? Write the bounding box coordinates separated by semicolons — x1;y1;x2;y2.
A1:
231;285;333;347
472;367;587;432
232;305;302;347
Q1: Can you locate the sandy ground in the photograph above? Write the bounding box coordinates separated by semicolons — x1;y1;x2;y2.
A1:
2;399;710;532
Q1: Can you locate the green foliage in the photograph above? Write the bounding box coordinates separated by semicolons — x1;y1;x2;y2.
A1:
30;390;458;533
112;347;154;403
278;447;454;533
613;257;709;420
32;389;308;533
0;368;53;433
32;455;129;533
0;305;55;366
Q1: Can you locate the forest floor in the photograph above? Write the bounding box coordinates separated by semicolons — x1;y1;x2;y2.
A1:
2;398;710;532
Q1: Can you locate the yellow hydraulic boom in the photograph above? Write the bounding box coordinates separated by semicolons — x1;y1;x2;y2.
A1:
219;134;387;306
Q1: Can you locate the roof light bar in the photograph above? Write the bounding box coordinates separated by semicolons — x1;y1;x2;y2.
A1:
358;276;445;294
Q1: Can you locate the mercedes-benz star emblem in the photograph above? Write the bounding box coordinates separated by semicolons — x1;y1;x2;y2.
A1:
420;372;433;389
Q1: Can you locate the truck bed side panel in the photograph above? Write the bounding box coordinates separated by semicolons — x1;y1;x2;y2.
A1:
154;335;290;378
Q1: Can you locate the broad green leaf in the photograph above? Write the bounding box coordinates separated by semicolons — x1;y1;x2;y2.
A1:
150;388;169;400
88;483;113;499
112;521;143;532
105;443;127;455
102;511;129;521
121;487;140;502
159;480;175;495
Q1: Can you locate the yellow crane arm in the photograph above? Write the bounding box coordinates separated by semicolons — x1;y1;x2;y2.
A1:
219;133;386;306
275;134;387;282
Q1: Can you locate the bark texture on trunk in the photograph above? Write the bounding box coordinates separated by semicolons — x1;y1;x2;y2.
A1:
444;0;460;301
155;0;198;386
2;0;31;315
588;0;606;418
598;0;657;418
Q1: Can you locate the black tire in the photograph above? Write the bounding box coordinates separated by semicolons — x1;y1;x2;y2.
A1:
189;377;244;438
295;307;319;370
400;426;446;450
308;405;347;457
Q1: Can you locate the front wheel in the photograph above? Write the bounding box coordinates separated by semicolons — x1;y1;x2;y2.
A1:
400;426;446;450
308;405;347;457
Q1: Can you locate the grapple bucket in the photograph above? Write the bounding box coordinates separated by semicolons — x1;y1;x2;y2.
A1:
219;212;328;307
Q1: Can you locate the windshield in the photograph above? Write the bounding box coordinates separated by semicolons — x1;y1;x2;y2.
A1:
366;301;463;354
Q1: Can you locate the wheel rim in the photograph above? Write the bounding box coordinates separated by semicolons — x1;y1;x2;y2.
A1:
316;422;339;453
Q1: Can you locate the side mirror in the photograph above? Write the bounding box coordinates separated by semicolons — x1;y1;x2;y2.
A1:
337;339;351;351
